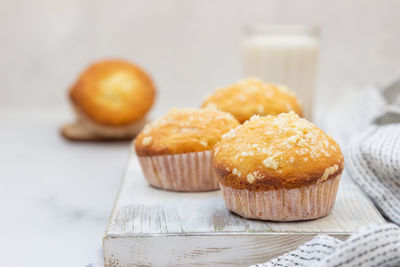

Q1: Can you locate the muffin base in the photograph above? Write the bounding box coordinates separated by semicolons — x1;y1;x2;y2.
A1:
220;175;341;221
138;150;219;192
73;104;148;139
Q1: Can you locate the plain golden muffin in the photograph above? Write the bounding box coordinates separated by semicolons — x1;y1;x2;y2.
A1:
135;108;240;156
135;108;240;192
214;112;343;190
213;112;344;221
202;77;303;123
70;59;156;127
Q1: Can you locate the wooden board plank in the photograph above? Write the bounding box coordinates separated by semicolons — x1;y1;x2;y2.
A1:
103;153;385;266
104;234;351;267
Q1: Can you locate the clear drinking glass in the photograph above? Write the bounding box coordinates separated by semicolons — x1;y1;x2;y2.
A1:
243;24;320;120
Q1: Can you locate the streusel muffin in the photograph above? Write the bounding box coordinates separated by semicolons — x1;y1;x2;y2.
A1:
202;77;302;123
213;111;344;221
68;59;156;139
135;108;240;192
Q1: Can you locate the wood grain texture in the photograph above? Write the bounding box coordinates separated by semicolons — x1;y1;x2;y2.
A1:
60;123;136;142
103;153;385;266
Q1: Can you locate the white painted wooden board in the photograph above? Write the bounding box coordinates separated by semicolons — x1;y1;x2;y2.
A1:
103;152;385;267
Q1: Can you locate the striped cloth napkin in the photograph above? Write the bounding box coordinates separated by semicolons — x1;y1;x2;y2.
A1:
253;224;399;267
252;79;400;267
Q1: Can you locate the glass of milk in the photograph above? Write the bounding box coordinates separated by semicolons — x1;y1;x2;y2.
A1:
243;24;320;120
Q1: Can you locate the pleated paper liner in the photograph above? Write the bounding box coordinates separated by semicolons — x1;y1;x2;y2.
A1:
138;150;219;192
220;175;341;221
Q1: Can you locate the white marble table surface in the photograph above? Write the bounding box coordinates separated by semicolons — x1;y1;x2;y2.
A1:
0;108;131;267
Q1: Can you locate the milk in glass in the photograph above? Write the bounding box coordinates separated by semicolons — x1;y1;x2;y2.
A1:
243;25;319;120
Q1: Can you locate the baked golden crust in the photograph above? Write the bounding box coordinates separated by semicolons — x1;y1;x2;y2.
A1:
69;59;156;126
134;108;240;156
213;112;344;190
202;77;303;123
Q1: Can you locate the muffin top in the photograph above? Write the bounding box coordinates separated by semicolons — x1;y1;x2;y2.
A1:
202;77;303;123
134;108;240;156
70;59;156;126
213;112;344;190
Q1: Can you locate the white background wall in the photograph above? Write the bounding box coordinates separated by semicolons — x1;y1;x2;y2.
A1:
1;0;400;115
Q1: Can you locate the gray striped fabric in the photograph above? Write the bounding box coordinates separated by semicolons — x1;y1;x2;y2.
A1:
252;224;400;267
348;125;400;224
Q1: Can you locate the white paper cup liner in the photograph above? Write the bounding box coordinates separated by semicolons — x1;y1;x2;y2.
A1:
138;150;219;192
220;175;341;221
